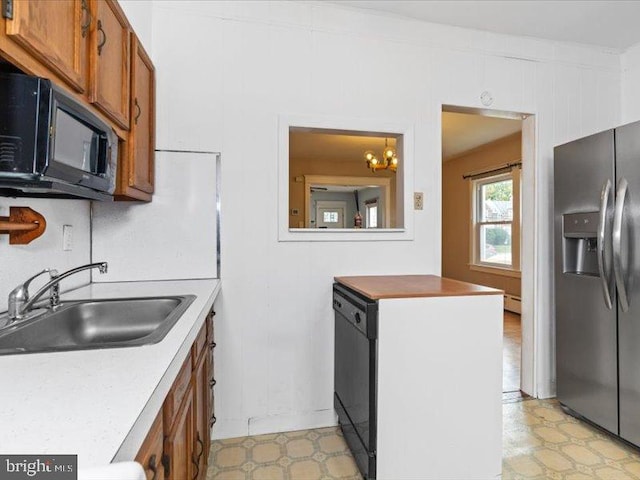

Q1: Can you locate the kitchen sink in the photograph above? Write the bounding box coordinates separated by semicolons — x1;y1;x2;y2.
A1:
0;295;196;355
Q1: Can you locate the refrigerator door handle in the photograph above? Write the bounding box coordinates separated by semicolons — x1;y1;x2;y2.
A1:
613;177;630;312
597;179;613;309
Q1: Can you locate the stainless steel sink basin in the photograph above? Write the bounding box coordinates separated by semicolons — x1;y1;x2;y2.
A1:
0;295;196;355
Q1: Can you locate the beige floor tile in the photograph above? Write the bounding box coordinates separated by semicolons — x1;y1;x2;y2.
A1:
319;434;348;454
252;442;281;463
216;446;247;468
213;469;247;480
589;439;632;461
505;455;544;476
252;465;285;480
595;466;635;480
561;444;603;466
289;459;323;479
534;426;569;443
325;455;359;478
533;449;573;471
286;438;315;458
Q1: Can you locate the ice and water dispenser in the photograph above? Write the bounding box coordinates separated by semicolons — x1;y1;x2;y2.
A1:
562;212;600;276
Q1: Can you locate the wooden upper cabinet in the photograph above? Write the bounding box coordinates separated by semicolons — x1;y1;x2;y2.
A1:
5;0;89;92
89;0;130;129
116;33;154;200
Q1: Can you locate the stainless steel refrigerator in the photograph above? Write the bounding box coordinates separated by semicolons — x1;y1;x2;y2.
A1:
554;120;640;445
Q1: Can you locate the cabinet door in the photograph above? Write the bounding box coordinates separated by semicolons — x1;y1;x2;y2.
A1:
89;0;130;129
164;386;195;480
194;352;209;480
127;34;155;194
135;409;164;480
5;0;89;92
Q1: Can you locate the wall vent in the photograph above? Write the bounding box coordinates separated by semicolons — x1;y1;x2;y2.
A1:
504;294;521;314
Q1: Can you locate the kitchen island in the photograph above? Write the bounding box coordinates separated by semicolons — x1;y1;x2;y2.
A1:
0;279;220;471
334;274;503;480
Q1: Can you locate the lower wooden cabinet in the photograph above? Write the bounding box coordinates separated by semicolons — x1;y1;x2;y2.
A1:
135;409;164;480
164;386;195;480
136;308;216;480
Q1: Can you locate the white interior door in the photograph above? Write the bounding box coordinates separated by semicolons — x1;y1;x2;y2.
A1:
316;201;346;228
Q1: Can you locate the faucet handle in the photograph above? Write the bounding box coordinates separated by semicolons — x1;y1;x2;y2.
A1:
21;268;53;291
8;268;51;320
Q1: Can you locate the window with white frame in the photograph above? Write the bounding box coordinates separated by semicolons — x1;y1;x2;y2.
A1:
471;169;521;270
365;199;379;228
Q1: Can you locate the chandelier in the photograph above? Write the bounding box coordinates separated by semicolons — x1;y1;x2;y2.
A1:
364;138;398;173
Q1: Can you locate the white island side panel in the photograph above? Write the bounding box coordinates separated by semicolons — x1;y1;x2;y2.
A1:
376;294;503;480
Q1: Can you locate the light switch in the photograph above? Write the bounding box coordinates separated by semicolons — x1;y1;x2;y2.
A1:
63;225;73;251
414;192;424;210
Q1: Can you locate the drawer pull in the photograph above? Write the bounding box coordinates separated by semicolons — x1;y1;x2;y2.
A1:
209;341;216;349
210;415;217;428
209;378;216;387
147;454;158;480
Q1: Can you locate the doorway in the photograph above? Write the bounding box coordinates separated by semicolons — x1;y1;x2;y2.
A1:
441;106;534;398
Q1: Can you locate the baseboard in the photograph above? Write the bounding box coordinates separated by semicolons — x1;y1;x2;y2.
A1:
211;418;249;440
504;294;522;314
211;409;339;440
248;409;338;436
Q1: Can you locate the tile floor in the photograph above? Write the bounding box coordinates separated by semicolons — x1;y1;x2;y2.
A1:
209;399;640;480
207;427;361;480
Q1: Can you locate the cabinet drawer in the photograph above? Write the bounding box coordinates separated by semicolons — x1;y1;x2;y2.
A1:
191;322;207;368
164;354;192;428
135;409;164;480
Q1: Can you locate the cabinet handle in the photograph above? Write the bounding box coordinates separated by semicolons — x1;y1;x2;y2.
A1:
147;454;158;480
97;20;107;55
134;98;141;125
209;341;216;349
80;0;92;38
161;453;170;477
209;378;217;387
210;415;217;428
191;450;199;480
196;432;204;463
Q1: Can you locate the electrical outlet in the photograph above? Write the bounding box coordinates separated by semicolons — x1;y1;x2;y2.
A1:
63;225;73;251
414;192;424;210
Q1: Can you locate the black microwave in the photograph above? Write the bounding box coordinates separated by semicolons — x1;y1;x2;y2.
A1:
0;73;117;201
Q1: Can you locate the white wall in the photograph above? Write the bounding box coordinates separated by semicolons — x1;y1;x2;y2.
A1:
622;43;640;123
150;1;621;438
118;0;153;53
91;152;218;281
0;199;91;312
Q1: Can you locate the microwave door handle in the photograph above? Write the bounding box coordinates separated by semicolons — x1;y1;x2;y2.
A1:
598;179;613;309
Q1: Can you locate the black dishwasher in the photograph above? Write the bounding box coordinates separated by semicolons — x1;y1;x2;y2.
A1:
333;283;378;480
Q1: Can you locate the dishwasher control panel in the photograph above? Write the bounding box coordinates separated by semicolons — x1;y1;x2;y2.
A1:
333;284;378;339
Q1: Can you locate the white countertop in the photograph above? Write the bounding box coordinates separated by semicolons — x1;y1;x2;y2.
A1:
0;279;221;470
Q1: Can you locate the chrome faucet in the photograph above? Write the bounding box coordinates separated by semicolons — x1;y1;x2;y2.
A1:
7;262;108;322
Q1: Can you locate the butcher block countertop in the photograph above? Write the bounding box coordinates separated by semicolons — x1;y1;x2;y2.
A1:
334;275;503;300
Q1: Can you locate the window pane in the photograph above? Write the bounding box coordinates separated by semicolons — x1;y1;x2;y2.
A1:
367;205;378;228
323;211;338;223
480;179;513;221
480;224;512;265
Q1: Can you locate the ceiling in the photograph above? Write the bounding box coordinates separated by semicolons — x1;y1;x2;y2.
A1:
442;112;521;160
290;131;397;163
329;1;640;50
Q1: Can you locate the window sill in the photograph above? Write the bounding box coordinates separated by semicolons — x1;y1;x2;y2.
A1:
469;264;521;278
279;228;411;242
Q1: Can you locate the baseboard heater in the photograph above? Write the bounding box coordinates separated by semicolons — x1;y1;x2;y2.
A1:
504;294;521;314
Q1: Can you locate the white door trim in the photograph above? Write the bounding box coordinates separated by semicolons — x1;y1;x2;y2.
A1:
441;104;539;398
